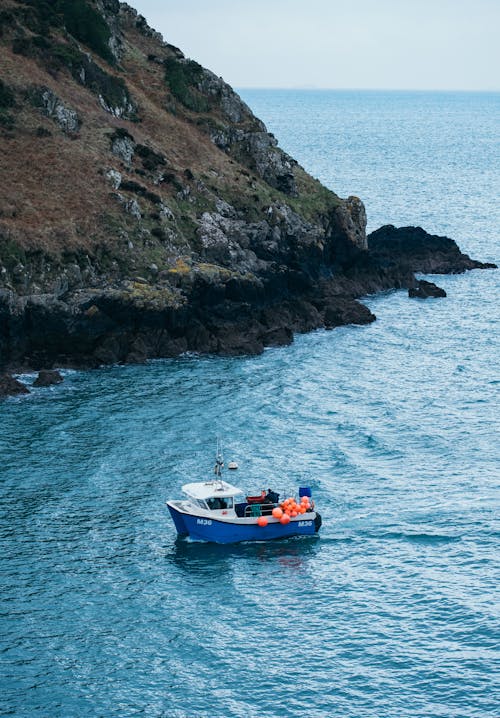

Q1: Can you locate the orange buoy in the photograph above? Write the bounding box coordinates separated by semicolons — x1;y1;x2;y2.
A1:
272;507;283;519
298;506;306;514
290;510;297;517
280;514;291;525
257;516;268;527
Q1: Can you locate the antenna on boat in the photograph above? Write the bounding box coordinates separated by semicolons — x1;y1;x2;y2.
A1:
214;437;224;485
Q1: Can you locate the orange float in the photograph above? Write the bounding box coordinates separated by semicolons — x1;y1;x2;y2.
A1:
280;514;291;525
257;516;268;527
272;507;283;519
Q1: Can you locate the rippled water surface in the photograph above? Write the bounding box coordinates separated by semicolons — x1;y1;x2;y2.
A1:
1;91;499;717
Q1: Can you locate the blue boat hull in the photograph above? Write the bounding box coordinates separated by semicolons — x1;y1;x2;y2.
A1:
167;503;320;544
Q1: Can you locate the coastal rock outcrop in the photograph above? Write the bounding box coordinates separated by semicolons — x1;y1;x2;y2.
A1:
332;196;367;251
368;225;496;274
323;297;376;328
0;1;495;371
408;280;447;299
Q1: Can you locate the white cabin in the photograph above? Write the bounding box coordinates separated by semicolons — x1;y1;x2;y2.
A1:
182;480;244;517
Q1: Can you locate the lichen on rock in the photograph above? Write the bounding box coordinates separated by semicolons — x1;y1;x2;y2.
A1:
110;128;135;164
333;196;367;250
31;87;81;135
106;168;122;189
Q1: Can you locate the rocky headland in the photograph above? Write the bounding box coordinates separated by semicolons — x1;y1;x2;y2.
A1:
0;1;496;382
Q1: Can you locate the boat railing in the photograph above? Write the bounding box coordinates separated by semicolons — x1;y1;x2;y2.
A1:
243;502;277;518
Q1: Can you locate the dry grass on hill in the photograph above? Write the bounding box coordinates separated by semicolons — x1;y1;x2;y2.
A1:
0;13;247;256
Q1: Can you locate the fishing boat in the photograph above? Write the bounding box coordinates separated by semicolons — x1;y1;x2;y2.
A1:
166;447;322;544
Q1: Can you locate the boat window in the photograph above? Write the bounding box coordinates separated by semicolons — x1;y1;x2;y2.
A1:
206;497;234;510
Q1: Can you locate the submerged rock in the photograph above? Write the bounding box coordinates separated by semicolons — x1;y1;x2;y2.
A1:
33;369;64;387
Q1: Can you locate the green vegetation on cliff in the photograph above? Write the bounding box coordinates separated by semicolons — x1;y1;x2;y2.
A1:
16;0;114;63
164;57;210;113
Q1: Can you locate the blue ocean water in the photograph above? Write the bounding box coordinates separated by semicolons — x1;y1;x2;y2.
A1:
1;91;499;718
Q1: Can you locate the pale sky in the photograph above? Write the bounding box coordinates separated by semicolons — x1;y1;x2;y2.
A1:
130;0;499;91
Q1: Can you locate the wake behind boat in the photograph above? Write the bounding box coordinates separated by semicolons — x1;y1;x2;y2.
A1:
166;448;322;544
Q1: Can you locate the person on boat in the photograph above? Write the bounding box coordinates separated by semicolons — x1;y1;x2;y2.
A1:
264;488;279;504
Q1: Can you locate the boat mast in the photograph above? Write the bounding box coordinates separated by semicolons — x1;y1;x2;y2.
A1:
214;437;224;486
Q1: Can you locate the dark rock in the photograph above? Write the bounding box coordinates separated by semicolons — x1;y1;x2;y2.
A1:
216;327;263;356
262;326;293;347
125;336;149;364
125;351;147;364
33;369;63;386
0;374;29;397
159;335;188;357
93;335;122;365
323;297;376;328
368;225;497;274
332;197;367;251
408;280;447;299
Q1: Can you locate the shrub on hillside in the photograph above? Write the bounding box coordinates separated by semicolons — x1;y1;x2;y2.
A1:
164;58;210;113
0;80;15;109
59;0;114;64
19;0;113;63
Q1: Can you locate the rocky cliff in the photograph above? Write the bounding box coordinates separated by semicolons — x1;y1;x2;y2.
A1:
0;0;495;371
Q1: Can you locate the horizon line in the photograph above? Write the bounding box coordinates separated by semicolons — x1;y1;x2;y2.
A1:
235;86;500;93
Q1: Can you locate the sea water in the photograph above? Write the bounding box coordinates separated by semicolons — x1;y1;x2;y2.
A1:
1;91;499;717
